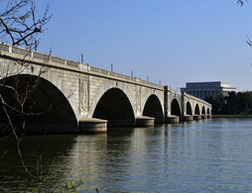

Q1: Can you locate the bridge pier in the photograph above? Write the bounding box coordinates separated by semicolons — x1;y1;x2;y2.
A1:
136;116;155;127
79;118;107;133
182;115;194;122
193;115;201;120
201;115;208;119
166;115;180;123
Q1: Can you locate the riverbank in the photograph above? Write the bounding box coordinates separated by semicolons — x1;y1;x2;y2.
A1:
212;115;252;118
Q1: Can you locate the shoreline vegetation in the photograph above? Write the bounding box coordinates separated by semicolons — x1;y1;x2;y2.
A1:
205;91;252;116
212;115;252;118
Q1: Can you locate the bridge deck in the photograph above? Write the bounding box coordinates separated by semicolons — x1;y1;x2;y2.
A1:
0;43;164;91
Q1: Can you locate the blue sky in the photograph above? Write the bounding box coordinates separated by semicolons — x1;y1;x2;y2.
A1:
24;1;252;91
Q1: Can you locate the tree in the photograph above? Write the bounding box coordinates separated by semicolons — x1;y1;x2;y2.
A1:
0;2;85;192
237;0;244;6
206;91;252;115
0;0;52;183
0;0;52;49
205;95;226;115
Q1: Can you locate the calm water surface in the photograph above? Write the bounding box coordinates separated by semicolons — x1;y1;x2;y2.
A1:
1;118;252;192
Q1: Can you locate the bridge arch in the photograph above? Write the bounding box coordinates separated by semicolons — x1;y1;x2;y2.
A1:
207;108;210;115
171;98;181;116
0;74;77;134
143;94;164;122
194;104;200;115
186;102;193;115
92;87;135;126
202;106;206;115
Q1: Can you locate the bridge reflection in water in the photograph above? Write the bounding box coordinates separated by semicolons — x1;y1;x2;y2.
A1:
2;119;252;192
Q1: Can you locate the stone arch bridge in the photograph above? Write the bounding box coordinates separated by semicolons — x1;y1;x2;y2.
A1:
0;44;211;134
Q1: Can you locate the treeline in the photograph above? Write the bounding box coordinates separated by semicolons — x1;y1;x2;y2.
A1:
205;91;252;115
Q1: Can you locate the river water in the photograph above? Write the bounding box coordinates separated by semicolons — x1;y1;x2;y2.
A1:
1;118;252;192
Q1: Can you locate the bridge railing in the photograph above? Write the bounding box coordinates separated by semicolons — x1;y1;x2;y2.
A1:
184;92;212;107
88;64;161;87
170;89;181;95
0;43;164;89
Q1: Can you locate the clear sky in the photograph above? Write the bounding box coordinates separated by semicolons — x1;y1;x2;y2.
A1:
26;1;252;91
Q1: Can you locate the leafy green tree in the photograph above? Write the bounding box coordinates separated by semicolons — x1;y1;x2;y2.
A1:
225;91;238;114
206;91;252;115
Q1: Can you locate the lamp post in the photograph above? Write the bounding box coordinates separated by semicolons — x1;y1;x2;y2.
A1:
111;63;113;72
81;54;84;63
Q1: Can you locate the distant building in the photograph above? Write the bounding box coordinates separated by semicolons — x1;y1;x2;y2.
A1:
181;81;236;100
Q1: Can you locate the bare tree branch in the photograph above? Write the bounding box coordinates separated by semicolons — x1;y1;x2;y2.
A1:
0;0;53;182
237;0;250;6
237;0;244;6
246;34;252;46
0;0;52;49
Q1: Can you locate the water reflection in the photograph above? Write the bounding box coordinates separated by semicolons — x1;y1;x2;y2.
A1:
0;135;78;192
2;119;252;192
